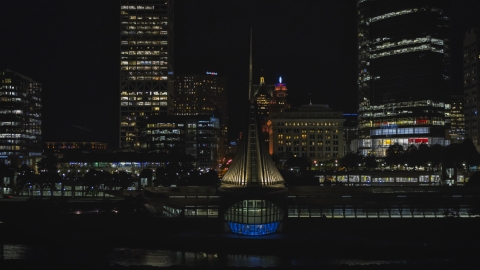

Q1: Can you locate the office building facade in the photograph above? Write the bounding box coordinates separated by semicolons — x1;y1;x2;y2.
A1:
268;104;346;162
0;69;42;166
142;115;221;169
174;73;228;136
464;28;480;149
356;0;451;156
447;95;465;144
120;0;174;149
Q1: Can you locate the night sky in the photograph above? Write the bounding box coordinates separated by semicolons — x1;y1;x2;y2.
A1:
0;0;479;148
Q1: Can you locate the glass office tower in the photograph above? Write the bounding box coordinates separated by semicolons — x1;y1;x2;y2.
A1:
356;0;451;156
0;69;42;166
120;0;174;149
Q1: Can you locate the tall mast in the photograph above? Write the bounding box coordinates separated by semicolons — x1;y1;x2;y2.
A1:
249;27;253;102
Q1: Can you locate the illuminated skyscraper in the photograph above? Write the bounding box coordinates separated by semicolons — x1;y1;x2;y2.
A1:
119;0;174;149
253;76;272;119
0;69;42;166
174;73;228;137
356;0;451;156
269;76;290;115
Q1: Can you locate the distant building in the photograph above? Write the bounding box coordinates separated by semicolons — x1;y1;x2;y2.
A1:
464;28;480;150
268;104;346;163
119;0;174;149
254;77;272;120
45;142;108;159
141;115;221;169
253;76;290;147
356;0;451;156
174;73;228;137
0;69;42;167
269;76;290;115
447;95;465;144
174;73;228;166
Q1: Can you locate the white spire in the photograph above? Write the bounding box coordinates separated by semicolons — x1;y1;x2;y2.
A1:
248;28;253;102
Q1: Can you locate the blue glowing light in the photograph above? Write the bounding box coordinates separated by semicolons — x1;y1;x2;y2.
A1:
227;222;280;236
279;76;282;84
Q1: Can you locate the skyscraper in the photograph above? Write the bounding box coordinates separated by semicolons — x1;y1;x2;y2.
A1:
464;28;480;150
356;0;451;156
269;76;290;115
174;73;228;137
0;69;42;167
120;0;174;149
253;76;273;119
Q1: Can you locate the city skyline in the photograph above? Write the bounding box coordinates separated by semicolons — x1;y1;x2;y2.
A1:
1;0;479;148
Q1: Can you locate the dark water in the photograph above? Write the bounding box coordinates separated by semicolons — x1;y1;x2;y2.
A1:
2;244;477;269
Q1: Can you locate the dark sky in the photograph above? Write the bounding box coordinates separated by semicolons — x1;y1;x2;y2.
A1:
0;0;479;148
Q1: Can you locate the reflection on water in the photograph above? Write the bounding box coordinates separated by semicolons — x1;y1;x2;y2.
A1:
0;244;465;268
109;249;283;268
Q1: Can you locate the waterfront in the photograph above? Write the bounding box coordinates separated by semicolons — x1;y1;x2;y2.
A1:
2;243;480;269
1;193;480;269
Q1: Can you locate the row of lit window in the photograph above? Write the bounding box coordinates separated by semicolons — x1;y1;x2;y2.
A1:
121;41;167;46
121;22;167;27
151;136;181;142
278;141;338;146
277;146;340;152
121;91;168;96
373;37;443;51
360;100;446;111
121;102;167;106
121;51;163;55
370;127;430;136
0;122;21;126
371;44;444;59
121;5;157;9
124;26;163;30
121;31;167;35
121;61;167;65
358;138;446;148
276;122;340;127
120;67;166;71
359;120;445;129
369;8;429;23
121;97;167;101
278;134;337;140
122;71;164;77
150;129;181;135
0;134;36;139
122;76;168;81
146;123;178;128
125;16;166;20
277;128;339;134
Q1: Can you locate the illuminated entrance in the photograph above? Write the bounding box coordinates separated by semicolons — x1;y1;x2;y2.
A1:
224;200;283;235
